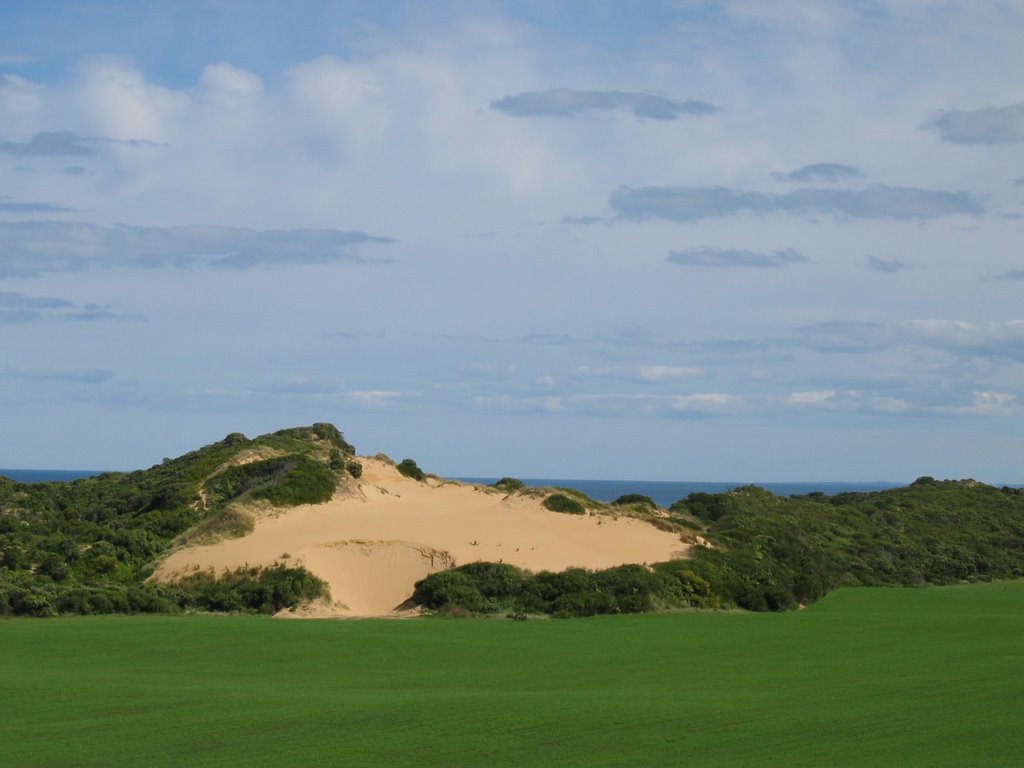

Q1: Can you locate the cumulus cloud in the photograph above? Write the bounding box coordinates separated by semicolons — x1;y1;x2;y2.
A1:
924;102;1024;145
490;89;719;120
0;222;394;277
611;184;984;222
0;291;144;323
773;163;861;182
73;56;190;142
198;63;264;95
0;130;95;157
669;246;808;268
867;255;907;273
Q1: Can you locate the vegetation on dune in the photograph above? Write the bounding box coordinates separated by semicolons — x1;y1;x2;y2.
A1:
3;418;1024;621
491;476;525;493
172;565;329;614
541;492;586;515
415;560;717;617
0;423;353;617
416;477;1024;617
611;493;657;508
674;479;1024;611
396;458;426;481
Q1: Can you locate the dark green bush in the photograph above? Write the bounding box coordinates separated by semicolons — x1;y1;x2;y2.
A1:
174;565;330;614
543;493;585;515
397;459;426;481
329;449;345;471
346;460;363;479
413;569;486;612
672;492;734;521
250;456;336;506
612;494;657;508
454;562;526;599
492;477;525;493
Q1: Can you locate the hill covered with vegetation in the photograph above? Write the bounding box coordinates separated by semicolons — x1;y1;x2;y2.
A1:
3;422;1023;619
0;424;356;616
414;477;1024;616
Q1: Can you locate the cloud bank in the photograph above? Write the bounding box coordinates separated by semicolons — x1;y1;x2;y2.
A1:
925;102;1024;145
0;291;143;323
867;255;907;273
0;222;394;276
0;130;95;157
668;246;807;268
491;89;719;120
774;163;861;182
611;184;984;222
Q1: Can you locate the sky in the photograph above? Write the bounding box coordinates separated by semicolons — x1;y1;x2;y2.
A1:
1;0;1023;482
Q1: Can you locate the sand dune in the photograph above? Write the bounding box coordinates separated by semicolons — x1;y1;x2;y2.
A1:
154;458;690;617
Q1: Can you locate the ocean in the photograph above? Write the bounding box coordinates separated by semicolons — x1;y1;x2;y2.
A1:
0;469;107;484
454;478;903;507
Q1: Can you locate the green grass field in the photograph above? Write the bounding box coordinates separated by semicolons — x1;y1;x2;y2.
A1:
2;583;1022;767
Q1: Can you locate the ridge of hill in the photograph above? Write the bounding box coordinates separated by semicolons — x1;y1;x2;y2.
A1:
0;424;356;616
2;424;1023;618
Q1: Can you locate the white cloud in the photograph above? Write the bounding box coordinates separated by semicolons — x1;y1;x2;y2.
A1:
577;365;703;381
73;56;188;141
668;393;743;413
952;391;1020;417
346;390;418;407
199;63;264;96
786;390;836;406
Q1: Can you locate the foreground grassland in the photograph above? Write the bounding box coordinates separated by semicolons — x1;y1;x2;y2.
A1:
2;583;1022;767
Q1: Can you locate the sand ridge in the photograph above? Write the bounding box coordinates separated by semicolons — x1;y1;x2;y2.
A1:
154;458;690;617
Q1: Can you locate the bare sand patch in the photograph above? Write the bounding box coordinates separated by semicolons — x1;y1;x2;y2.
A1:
154;458;689;617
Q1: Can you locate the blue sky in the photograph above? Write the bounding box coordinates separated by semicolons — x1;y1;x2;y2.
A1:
1;1;1023;482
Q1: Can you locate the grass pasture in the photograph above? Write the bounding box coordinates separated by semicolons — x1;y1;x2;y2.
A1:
2;582;1022;767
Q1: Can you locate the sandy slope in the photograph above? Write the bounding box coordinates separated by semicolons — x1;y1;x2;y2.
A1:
154;458;690;618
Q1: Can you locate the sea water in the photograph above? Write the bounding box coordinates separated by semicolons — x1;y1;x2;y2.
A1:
454;478;903;507
0;469;106;483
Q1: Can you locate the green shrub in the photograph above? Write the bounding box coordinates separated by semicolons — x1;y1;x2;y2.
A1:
329;449;345;471
543;493;585;515
346;460;363;479
250;456;336;506
455;562;526;599
413;569;486;612
174;565;329;614
492;477;525;493
612;493;657;508
397;459;426;481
